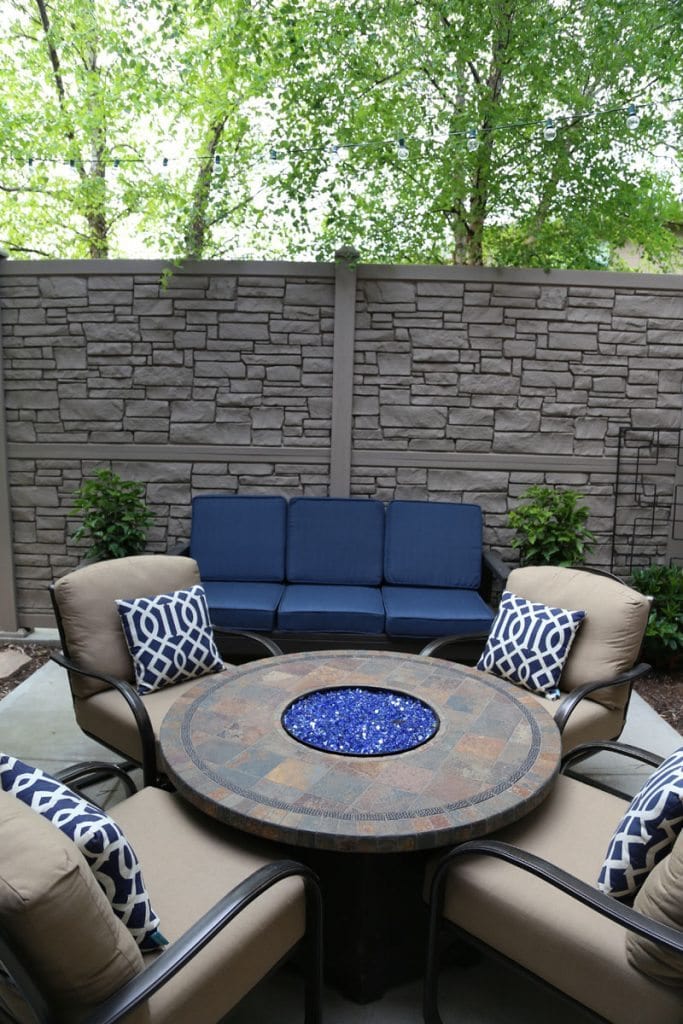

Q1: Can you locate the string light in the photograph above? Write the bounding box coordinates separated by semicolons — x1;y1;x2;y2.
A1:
12;93;680;178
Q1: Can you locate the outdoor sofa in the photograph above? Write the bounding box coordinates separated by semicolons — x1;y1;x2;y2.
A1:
173;494;508;647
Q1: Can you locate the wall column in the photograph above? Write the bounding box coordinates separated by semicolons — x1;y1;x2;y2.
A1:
329;246;359;497
0;251;20;632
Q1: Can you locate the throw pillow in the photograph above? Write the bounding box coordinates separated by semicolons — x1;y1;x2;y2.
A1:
0;754;166;952
476;590;586;699
116;583;224;695
598;745;683;899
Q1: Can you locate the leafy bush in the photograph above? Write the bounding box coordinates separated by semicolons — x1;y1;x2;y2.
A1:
508;485;596;567
631;564;683;668
70;468;155;561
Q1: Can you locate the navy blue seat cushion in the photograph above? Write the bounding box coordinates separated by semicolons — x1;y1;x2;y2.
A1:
384;500;483;589
202;581;285;631
190;494;287;582
277;585;386;634
382;586;494;638
286;497;385;585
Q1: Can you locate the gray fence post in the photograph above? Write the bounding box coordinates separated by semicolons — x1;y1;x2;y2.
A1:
329;246;359;497
0;250;20;633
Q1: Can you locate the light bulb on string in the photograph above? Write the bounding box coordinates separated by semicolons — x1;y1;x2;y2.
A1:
27;157;34;175
161;156;169;171
332;144;349;164
626;104;640;131
269;147;280;162
466;128;478;152
396;137;409;161
214;154;221;170
543;118;557;141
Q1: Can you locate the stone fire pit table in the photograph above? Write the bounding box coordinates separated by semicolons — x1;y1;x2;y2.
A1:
160;650;561;1001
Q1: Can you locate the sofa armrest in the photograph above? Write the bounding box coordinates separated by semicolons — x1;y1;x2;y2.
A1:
50;650;158;788
481;549;510;596
81;860;323;1024
552;662;651;733
168;540;190;556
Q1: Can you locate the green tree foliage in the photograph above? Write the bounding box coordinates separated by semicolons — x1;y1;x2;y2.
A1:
0;0;681;266
269;0;683;267
0;0;282;259
0;0;166;257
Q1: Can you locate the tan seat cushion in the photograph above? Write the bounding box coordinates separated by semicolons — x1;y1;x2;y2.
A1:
111;787;306;1024
627;832;683;986
74;667;236;763
506;566;650;709
0;791;147;1022
439;774;682;1023
527;688;626;753
53;555;201;698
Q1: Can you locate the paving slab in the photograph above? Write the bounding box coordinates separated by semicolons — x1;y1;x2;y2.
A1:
0;648;31;679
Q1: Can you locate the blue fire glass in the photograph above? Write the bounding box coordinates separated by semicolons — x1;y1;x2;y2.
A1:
281;686;439;756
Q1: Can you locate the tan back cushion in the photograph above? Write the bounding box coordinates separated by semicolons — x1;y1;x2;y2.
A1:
53;555;201;698
506;566;650;709
626;831;683;986
0;791;146;1020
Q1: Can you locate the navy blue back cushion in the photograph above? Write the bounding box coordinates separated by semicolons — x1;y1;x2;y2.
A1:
384;500;483;589
286;497;385;585
190;494;287;582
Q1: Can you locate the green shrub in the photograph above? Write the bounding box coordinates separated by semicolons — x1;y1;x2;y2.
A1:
631;564;683;668
70;468;155;561
508;485;596;566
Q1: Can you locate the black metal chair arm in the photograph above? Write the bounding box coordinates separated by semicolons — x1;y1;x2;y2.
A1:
81;860;323;1024
561;740;664;774
552;662;651;733
212;625;283;658
430;838;683;953
418;633;490;659
55;760;137;799
49;651;158;788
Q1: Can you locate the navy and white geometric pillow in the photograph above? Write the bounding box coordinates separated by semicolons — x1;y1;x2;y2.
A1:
477;590;586;699
116;584;224;695
598;745;683;899
0;754;166;952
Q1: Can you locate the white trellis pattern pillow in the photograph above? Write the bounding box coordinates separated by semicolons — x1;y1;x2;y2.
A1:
0;754;166;951
116;584;224;694
477;590;585;699
598;745;683;899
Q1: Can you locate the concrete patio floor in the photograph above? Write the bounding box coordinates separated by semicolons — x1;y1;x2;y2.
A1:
0;638;680;1024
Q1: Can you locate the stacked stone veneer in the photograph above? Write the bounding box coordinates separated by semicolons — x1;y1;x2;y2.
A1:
0;257;681;628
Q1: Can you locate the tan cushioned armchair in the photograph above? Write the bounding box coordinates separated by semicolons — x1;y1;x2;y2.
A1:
422;565;652;753
0;776;322;1024
424;742;683;1024
50;555;282;787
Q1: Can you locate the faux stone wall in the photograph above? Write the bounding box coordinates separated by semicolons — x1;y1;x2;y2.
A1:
0;257;681;628
351;270;682;563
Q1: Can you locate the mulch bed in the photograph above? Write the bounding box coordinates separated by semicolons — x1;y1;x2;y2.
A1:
0;642;681;736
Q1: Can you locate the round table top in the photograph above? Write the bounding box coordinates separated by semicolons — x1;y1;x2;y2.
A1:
160;650;561;853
